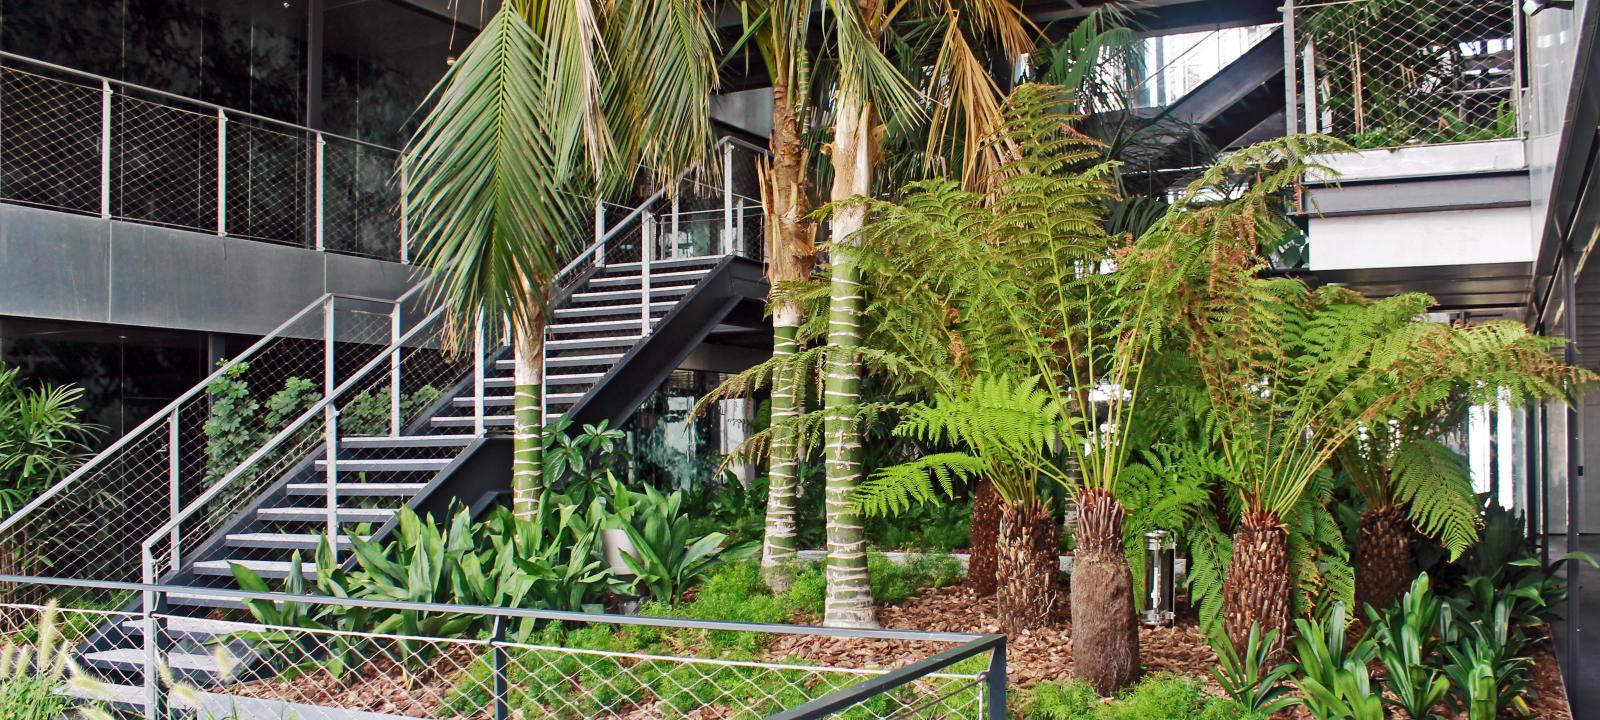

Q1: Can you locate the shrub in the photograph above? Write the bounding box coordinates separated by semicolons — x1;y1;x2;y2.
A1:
868;552;965;604
1018;675;1266;720
779;563;827;619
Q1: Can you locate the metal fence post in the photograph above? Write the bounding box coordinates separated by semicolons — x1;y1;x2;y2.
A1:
166;413;181;572
314;133;326;251
398;161;411;264
324;296;336;395
100;79;112;220
722;143;734;255
216;108;227;236
1282;0;1299;136
671;193;680;258
1301;40;1318;134
641;210;654;335
389;302;403;437
325;406;340;563
142;593;168;720
491;616;510;720
736;196;746;258
985;639;1007;720
473;310;487;436
595;200;607;267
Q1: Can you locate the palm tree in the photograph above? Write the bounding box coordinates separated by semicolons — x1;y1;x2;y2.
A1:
816;0;1031;630
729;0;820;592
1335;325;1588;611
402;0;718;520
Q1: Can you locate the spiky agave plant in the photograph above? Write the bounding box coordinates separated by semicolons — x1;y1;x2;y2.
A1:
1336;320;1590;611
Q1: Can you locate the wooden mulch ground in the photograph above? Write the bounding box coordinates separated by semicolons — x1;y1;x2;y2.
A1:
767;583;1574;719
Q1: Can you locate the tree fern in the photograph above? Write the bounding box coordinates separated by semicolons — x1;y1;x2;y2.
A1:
1389;439;1478;560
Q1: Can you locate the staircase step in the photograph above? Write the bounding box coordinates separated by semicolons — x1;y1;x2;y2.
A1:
258;507;398;523
547;372;606;386
554;302;672;320
452;396;516;408
195;559;316;579
339;435;476;449
225;532;361;550
165;591;246;611
601;256;722;273
570;285;691;304
313;458;453;473
431;415;514;428
587;269;709;288
484;376;515;388
286;482;428;497
545;393;584;406
548;335;643;351
549;318;651;335
501;353;625;370
119;616;259;640
81;648;241;677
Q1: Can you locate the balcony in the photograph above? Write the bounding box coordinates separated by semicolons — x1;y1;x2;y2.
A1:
1288;0;1520;149
0;51;406;262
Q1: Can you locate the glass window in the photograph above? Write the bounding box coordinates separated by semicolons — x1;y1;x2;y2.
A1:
321;0;465;147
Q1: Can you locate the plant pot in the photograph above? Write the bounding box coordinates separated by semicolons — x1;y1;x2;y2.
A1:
602;528;639;576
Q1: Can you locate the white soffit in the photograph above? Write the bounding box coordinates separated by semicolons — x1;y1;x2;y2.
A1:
1309;205;1535;272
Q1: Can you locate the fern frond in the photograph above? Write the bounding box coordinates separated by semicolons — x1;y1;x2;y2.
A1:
1390;438;1478;560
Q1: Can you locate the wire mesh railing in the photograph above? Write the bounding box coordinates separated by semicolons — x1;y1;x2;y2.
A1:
558;136;768;286
0;285;431;589
139;302;465;587
0;51;407;261
0;578;1004;720
1289;0;1521;149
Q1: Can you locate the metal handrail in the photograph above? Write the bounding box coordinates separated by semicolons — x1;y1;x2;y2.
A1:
0;50;397;153
551;135;769;285
0;282;428;537
1;574;988;644
138;302;451;577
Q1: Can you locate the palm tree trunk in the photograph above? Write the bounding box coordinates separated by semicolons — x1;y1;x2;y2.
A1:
1355;502;1412;612
764;310;802;591
1223;510;1291;651
511;323;546;522
1071;490;1140;696
968;478;1000;596
759;79;815;592
995;500;1058;632
821;88;877;628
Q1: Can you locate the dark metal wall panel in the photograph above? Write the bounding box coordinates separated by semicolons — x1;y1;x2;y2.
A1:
0;204;111;321
0;203;413;336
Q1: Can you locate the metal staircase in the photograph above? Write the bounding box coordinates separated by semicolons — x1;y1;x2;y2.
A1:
0;137;770;701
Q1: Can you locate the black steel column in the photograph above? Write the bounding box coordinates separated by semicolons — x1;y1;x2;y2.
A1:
306;0;324;129
1562;241;1582;693
1528;405;1543;562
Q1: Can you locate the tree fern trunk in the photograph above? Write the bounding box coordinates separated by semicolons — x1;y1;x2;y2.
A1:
968;478;1000;596
764;312;802;591
1223;511;1291;652
1071;490;1140;696
511;324;545;523
1355;503;1412;613
821;88;877;628
995;501;1057;632
759;80;815;593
